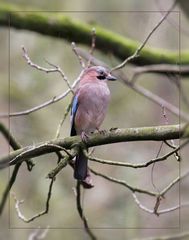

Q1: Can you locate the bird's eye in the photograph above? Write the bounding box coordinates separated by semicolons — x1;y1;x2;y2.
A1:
97;70;106;80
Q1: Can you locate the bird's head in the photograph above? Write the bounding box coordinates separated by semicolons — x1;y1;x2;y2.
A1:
81;66;117;83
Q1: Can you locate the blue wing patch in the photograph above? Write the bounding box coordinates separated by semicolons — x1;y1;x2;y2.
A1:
70;95;79;136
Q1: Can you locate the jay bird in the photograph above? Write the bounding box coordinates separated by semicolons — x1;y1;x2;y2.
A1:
70;66;116;186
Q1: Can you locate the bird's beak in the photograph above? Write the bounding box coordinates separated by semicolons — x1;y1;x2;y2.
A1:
106;73;117;81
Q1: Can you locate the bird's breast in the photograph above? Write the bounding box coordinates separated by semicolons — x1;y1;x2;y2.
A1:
75;83;111;133
81;83;110;112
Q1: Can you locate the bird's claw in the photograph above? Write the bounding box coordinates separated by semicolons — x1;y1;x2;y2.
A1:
81;131;89;143
97;129;107;135
110;127;118;131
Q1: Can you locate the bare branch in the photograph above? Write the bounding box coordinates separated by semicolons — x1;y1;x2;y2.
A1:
47;155;69;179
0;122;34;215
0;122;21;149
111;0;177;72
162;106;180;161
74;48;189;122
0;69;82;118
55;101;72;139
132;192;189;216
76;181;97;240
73;47;109;68
168;74;189;110
88;139;186;168
0;163;22;215
45;60;73;91
119;71;189;121
1;124;187;169
90;168;157;197
12;178;55;223
131;64;189;78
160;170;189;196
22;46;73;91
87;28;96;67
71;42;85;68
0;45;86;118
0;124;187;169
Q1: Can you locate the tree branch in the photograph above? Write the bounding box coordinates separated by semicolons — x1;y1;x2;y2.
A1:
0;124;187;169
88;139;188;168
0;2;189;65
12;178;55;223
71;48;189;122
111;0;177;71
0;122;21;149
0;122;34;215
76;182;97;240
120;71;189;122
90;168;157;196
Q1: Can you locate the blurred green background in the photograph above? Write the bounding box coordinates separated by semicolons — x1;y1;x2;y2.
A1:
0;0;189;239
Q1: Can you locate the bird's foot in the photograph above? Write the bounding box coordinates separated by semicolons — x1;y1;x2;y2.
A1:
96;128;107;135
81;131;89;143
110;127;118;131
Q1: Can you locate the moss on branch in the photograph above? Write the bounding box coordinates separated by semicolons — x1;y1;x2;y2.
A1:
0;124;188;168
0;2;188;65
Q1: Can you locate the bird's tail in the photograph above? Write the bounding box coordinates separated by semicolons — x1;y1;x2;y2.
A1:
74;150;88;180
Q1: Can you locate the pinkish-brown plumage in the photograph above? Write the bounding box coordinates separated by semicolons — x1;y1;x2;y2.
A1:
70;66;116;186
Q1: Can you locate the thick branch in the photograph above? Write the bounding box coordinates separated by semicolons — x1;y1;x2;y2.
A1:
0;2;189;65
0;124;188;169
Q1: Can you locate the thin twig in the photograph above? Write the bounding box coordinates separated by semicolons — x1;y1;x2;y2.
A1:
12;178;55;223
73;47;109;68
71;42;85;68
150;141;164;196
90;168;157;197
162;106;180;161
74;48;189;121
0;49;84;118
55;101;72;139
47;147;78;179
47;155;69;179
45;60;73;91
88;142;181;168
168;74;189;109
76;181;97;240
120;71;189;121
132;192;189;216
111;0;177;72
22;46;73;91
0;122;21;149
0;84;72;118
160;170;189;196
87;28;96;67
131;64;189;78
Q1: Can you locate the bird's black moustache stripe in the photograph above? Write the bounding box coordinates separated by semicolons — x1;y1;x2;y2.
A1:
97;75;106;80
